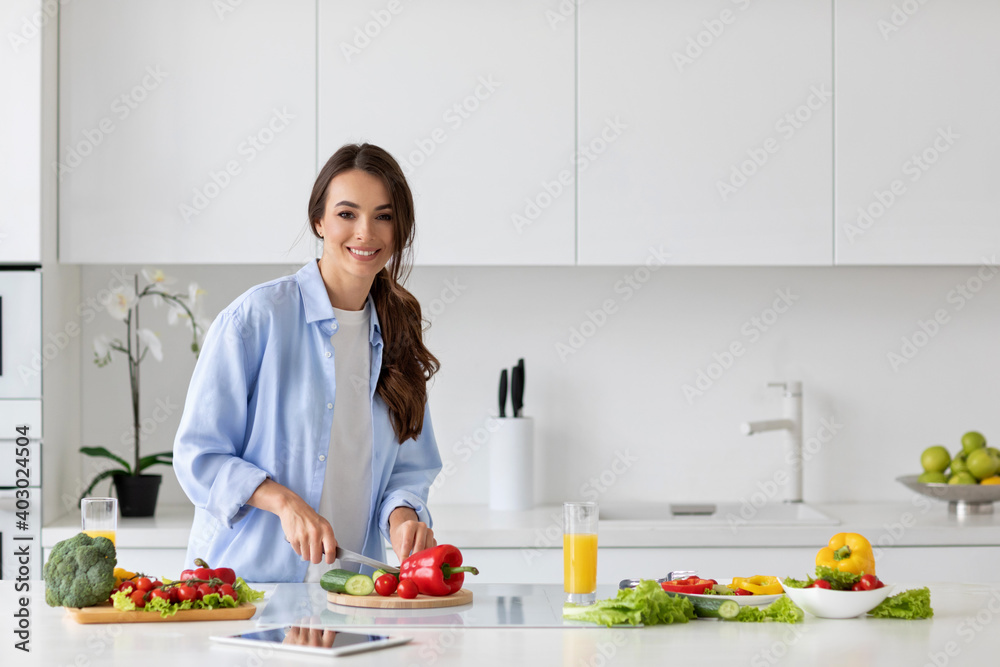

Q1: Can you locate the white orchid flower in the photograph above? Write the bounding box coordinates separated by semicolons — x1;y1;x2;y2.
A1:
93;334;112;359
188;281;206;307
141;268;176;286
136;328;163;361
105;285;136;321
167;304;186;325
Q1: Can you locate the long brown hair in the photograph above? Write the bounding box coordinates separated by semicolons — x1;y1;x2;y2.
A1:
308;143;440;442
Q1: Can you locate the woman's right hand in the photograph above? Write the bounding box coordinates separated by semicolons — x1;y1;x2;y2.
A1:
248;479;338;564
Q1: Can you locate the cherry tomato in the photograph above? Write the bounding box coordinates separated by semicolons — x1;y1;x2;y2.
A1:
167;586;180;603
810;579;832;589
130;589;147;608
214;567;237;585
396;580;419;599
149;588;170;601
218;584;236;601
852;582;865;591
859;574;879;591
150;580;163;589
375;574;398;596
873;579;885;589
118;581;135;594
175;585;197;602
196;583;215;600
134;577;153;592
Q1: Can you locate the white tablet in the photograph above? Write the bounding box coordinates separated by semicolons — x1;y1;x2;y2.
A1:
210;627;412;657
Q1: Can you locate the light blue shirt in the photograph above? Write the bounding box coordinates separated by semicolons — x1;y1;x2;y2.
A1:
173;260;442;582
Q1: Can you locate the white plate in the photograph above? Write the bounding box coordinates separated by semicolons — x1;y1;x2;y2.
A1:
680;592;783;607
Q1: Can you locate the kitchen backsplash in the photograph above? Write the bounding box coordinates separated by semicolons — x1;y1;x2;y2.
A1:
76;263;1000;514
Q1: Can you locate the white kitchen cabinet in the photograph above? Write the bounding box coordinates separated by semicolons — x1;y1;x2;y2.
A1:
317;0;575;265
0;270;41;399
0;0;42;263
835;1;1000;265
58;0;317;264
578;0;833;265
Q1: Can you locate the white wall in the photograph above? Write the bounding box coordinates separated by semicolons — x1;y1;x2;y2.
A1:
70;261;1000;514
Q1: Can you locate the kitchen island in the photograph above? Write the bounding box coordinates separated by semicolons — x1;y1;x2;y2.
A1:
3;581;998;667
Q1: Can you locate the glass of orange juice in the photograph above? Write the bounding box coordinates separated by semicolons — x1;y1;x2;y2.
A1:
81;497;117;546
563;501;598;605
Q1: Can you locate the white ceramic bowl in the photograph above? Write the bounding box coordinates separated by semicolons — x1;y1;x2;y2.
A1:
780;582;893;619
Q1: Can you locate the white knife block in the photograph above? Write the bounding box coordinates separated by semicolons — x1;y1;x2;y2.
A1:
489;417;534;511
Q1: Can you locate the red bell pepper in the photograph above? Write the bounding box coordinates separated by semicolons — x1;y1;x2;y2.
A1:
659;577;717;594
398;545;479;596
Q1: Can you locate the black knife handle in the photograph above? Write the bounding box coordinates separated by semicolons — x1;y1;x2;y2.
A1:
511;364;524;418
498;369;508;418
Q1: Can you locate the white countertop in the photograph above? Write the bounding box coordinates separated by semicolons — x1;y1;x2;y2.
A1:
43;501;1000;549
5;581;999;667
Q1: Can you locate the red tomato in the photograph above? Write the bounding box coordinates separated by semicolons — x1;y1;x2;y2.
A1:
196;583;215;600
375;575;398;596
873;580;885;589
130;589;147;608
859;574;879;591
167;587;180;603
150;580;163;589
733;588;754;596
218;584;236;601
397;580;419;599
214;568;237;585
149;588;170;601
118;581;135;594
810;580;832;589
175;585;197;602
134;577;153;592
852;582;865;591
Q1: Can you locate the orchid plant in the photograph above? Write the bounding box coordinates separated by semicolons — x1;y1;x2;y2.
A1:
80;269;207;499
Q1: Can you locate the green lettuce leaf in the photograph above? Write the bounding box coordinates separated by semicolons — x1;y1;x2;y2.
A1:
562;580;695;627
781;576;812;589
235;578;266;605
733;596;804;623
814;566;861;590
867;587;933;619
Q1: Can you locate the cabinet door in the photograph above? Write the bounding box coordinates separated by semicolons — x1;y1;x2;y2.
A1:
835;1;1000;265
578;0;833;265
0;270;41;399
59;1;317;264
318;0;575;265
0;0;41;263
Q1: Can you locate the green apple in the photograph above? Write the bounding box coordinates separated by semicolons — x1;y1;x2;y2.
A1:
967;448;1000;481
918;471;948;484
920;446;951;474
950;457;970;475
948;472;978;485
961;431;987;455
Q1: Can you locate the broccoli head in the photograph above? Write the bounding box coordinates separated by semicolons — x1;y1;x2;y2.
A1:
44;532;117;608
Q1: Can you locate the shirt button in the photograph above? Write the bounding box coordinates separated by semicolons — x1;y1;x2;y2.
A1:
327;403;333;409
318;454;326;462
325;351;332;358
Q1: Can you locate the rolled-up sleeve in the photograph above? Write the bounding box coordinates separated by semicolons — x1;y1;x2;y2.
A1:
377;402;443;541
174;311;268;528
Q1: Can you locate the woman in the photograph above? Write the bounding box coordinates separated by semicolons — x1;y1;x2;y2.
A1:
173;144;442;582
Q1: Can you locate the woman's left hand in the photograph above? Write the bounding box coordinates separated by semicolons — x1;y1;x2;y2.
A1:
388;506;436;563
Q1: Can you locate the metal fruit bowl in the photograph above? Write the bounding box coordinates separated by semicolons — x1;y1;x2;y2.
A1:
897;475;1000;517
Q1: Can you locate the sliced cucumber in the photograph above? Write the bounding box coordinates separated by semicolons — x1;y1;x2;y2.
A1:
688;595;740;620
320;569;375;596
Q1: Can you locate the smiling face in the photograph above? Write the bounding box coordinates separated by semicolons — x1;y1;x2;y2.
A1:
314;168;395;291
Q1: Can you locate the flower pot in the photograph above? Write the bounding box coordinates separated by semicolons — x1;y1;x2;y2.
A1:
112;473;162;517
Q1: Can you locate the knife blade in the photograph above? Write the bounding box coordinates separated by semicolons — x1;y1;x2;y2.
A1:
334;546;399;574
511;360;524;418
498;368;508;418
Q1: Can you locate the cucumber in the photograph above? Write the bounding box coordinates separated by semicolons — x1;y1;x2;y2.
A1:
320;569;375;596
687;595;740;620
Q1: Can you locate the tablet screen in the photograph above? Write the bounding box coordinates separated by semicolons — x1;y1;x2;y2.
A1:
212;628;409;656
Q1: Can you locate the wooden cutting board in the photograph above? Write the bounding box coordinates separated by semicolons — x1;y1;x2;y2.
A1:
66;602;256;624
327;587;472;609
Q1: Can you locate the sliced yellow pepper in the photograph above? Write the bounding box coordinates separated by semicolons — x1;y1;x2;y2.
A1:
730;575;783;595
816;532;876;576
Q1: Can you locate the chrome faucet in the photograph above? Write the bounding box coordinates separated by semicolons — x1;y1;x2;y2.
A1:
741;381;803;503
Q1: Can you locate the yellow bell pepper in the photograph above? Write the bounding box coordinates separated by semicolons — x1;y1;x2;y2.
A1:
730;575;783;595
113;567;137;587
816;533;876;576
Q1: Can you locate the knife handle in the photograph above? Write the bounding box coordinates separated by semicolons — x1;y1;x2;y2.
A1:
499;369;508;418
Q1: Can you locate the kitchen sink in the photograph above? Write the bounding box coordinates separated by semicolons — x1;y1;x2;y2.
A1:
598;502;839;526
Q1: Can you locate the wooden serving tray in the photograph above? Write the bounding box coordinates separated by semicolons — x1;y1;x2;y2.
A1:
66;602;256;624
327;588;472;609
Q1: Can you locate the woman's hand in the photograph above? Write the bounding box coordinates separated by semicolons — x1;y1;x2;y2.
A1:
388;506;436;563
248;479;337;564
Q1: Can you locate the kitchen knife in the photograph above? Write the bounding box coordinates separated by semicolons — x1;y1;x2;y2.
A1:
498;368;508;418
511;360;524;418
334;546;400;574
